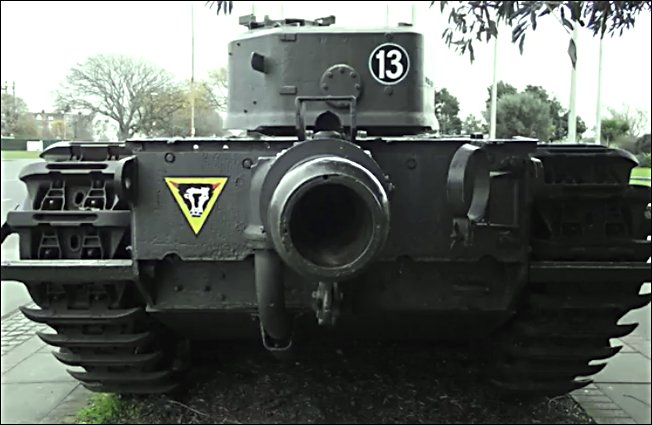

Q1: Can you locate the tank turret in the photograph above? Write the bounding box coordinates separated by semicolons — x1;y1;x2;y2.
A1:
226;14;435;136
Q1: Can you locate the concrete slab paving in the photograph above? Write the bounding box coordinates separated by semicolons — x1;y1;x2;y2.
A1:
571;280;651;424
37;344;54;354
596;383;651;425
0;381;79;424
39;384;93;424
627;341;651;360
2;352;78;384
613;338;638;353
1;281;31;318
1;335;43;375
571;384;637;424
1;307;91;424
592;352;651;384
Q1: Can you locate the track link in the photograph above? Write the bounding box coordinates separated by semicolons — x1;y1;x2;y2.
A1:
6;146;187;395
490;146;651;397
21;292;187;395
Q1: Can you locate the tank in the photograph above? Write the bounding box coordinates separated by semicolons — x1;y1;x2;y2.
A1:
1;14;650;397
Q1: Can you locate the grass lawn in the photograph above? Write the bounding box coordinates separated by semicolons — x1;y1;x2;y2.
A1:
0;150;41;160
631;167;651;187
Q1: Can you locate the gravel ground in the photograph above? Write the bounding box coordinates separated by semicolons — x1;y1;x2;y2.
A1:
106;340;595;424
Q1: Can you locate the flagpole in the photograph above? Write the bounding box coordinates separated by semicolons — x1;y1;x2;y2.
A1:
411;2;416;26
595;36;603;145
190;1;196;137
489;34;498;139
567;24;578;143
385;2;390;27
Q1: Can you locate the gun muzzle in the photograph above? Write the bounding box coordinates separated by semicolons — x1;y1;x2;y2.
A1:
267;154;390;281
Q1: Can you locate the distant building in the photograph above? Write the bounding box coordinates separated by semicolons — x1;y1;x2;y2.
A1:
31;110;94;141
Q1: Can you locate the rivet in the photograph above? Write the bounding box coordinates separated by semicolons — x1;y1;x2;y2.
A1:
165;153;175;163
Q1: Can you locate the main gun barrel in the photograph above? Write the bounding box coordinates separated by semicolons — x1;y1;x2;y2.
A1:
267;153;390;281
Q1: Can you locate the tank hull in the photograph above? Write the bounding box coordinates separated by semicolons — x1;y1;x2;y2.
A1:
2;136;650;396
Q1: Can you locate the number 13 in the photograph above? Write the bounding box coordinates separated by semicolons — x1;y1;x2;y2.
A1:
375;48;404;80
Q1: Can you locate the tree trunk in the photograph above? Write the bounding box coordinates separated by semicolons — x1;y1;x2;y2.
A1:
118;125;131;141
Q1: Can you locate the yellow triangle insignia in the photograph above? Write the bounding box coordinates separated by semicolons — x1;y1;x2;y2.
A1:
164;177;228;235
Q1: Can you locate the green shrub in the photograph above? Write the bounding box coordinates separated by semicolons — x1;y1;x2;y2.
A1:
76;394;121;424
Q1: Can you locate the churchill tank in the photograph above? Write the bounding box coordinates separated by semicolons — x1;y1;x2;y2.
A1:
1;14;650;397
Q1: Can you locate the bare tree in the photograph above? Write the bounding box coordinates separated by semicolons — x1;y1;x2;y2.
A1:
56;54;185;140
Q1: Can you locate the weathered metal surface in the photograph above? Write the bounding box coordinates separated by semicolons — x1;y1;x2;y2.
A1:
529;261;651;282
1;260;137;282
226;16;435;135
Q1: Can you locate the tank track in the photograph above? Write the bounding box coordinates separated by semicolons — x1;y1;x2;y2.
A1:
20;283;187;394
489;146;651;397
5;144;187;395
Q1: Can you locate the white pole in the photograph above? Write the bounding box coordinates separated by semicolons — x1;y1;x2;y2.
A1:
385;2;390;27
595;36;603;145
411;2;416;27
190;1;196;137
489;35;498;139
568;24;578;143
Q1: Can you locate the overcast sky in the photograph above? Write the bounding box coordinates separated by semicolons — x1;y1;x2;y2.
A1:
1;1;651;134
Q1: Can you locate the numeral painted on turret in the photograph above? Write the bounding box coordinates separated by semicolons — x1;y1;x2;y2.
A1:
369;43;410;85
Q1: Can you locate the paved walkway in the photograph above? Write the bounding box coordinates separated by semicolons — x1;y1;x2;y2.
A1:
570;284;652;425
1;304;91;424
